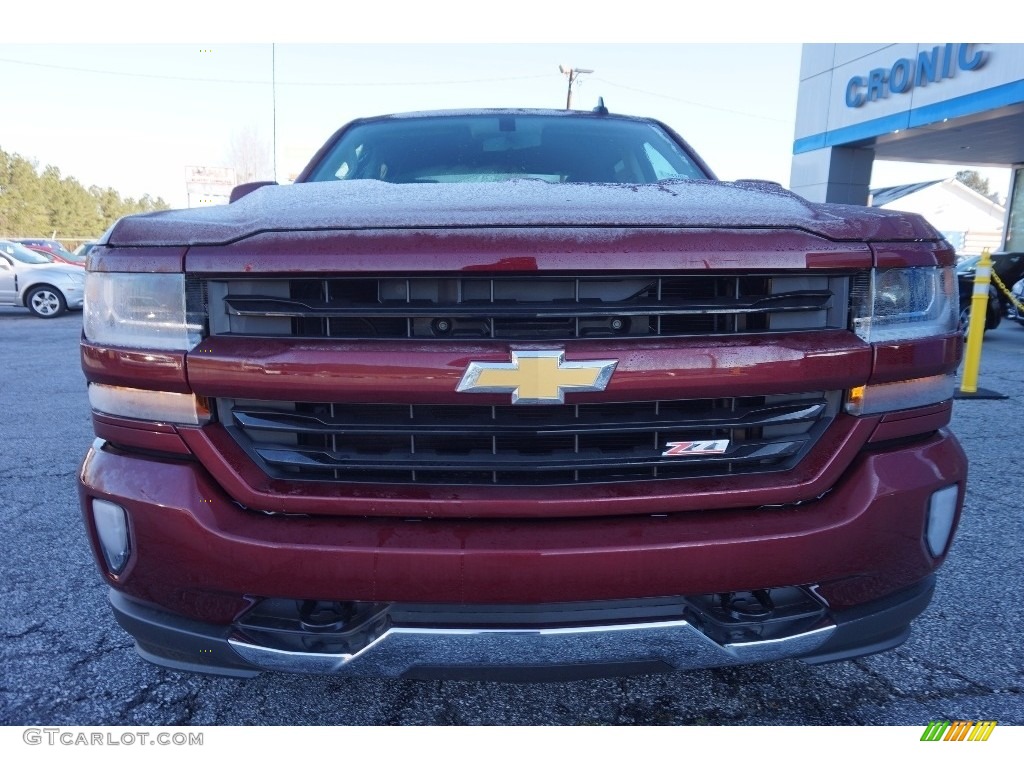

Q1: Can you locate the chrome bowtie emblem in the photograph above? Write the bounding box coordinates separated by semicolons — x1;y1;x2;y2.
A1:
457;350;617;405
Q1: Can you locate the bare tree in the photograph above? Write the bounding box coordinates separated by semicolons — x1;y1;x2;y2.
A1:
226;125;273;184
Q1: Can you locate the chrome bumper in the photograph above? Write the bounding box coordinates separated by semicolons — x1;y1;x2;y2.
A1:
227;619;836;677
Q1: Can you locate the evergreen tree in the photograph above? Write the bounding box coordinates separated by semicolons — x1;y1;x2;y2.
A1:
0;147;170;241
0;152;50;235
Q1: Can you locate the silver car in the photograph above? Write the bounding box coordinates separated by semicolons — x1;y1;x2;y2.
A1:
0;240;85;318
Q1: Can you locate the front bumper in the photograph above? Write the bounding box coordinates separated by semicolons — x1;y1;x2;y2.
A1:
60;284;84;310
109;576;935;680
80;428;966;678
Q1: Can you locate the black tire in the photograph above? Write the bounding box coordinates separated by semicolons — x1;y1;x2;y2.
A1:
25;285;68;318
988;290;1003;330
988;304;1002;330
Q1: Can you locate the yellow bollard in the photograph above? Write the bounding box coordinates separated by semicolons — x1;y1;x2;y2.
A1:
959;248;992;394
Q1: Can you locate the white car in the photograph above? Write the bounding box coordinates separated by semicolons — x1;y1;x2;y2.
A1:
0;240;86;318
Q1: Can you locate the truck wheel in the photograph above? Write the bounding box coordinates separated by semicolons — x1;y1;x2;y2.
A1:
959;304;971;339
26;285;67;318
959;303;987;340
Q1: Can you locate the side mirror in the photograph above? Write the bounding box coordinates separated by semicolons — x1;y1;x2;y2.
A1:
230;180;278;203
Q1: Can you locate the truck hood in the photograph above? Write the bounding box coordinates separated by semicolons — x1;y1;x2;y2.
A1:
108;179;940;246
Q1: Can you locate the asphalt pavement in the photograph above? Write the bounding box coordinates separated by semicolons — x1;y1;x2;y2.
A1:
1;305;1021;726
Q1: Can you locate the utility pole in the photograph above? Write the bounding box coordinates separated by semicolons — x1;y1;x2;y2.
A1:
559;65;594;110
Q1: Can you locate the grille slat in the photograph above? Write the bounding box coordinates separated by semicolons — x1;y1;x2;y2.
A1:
211;274;848;340
255;438;805;473
224;291;833;319
231;400;827;436
222;394;837;486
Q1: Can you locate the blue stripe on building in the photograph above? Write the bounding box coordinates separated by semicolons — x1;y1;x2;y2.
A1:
794;79;1024;154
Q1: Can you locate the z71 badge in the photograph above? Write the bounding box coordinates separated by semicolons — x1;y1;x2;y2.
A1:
662;440;730;457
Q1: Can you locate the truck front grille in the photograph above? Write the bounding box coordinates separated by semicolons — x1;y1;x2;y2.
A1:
207;274;850;340
219;392;839;486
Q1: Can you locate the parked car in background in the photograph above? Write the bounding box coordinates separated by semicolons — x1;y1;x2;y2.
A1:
957;269;1001;337
0;240;85;317
14;238;86;267
956;251;1024;317
1008;278;1024;327
955;254;981;272
26;245;88;268
954;256;978;274
989;253;1024;313
74;241;99;258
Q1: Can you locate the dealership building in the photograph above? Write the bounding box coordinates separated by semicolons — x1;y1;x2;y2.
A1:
790;43;1024;251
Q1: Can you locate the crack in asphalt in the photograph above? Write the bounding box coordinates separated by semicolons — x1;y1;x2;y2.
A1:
113;684;158;723
68;639;136;674
2;622;46;640
915;655;1024;696
0;470;81;481
853;653;1011;704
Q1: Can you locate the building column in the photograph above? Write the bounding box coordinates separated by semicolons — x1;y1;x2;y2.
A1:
789;146;875;205
1004;166;1024;251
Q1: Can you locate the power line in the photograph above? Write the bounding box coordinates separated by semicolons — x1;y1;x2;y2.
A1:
0;56;554;88
1;54;790;123
591;77;790;123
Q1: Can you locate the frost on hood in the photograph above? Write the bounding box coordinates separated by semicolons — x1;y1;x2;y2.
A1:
108;178;939;247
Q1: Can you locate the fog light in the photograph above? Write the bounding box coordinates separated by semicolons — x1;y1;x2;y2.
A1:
92;499;130;574
926;485;959;557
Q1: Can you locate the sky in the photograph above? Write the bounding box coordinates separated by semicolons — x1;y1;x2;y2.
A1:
0;4;1013;213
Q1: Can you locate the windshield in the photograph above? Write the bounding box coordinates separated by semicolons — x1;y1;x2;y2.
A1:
0;241;53;265
306;114;709;185
956;255;980;273
21;240;81;263
55;249;87;265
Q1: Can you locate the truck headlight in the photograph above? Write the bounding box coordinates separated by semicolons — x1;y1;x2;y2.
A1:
852;267;958;343
84;273;203;351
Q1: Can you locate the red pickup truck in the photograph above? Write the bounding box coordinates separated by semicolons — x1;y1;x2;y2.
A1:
78;108;966;679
